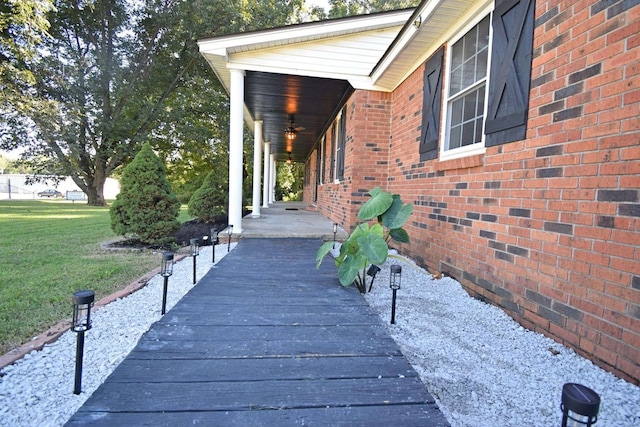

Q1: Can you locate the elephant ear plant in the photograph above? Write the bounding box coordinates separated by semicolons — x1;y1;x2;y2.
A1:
316;187;413;293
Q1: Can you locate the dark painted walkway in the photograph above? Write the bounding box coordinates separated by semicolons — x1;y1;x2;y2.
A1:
66;239;449;426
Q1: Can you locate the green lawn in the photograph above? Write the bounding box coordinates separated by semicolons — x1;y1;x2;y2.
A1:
0;200;190;355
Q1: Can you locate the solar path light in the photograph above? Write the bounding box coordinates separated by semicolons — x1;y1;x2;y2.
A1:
190;238;199;284
367;264;381;292
561;383;600;427
389;265;402;325
333;223;338;249
160;252;174;315
211;227;219;263
227;224;233;252
72;290;95;395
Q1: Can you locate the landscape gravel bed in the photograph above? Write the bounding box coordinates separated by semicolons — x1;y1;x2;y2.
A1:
0;243;639;426
0;243;236;427
364;254;640;427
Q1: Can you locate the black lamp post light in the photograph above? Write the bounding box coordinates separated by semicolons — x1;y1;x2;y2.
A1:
72;290;95;395
227;224;233;252
389;265;402;325
211;227;219;263
190;238;199;285
160;252;174;315
333;223;338;249
561;383;600;427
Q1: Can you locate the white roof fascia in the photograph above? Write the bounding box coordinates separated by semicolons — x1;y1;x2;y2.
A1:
371;0;488;90
198;10;414;95
198;10;412;52
370;0;443;85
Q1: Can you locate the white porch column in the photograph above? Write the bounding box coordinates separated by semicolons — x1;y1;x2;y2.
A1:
270;154;276;203
250;120;263;217
262;141;270;208
228;68;245;233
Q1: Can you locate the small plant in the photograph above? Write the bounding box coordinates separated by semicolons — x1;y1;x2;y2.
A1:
110;143;180;246
316;187;413;293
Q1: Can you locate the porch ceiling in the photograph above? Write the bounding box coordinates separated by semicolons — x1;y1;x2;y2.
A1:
197;0;483;164
244;72;353;163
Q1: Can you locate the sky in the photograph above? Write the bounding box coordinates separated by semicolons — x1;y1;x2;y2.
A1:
307;0;330;10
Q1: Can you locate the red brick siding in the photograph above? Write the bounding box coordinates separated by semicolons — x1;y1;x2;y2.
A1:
303;0;640;383
309;91;393;231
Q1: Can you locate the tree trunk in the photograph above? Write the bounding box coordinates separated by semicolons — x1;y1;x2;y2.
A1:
69;171;108;206
86;186;106;206
87;170;108;206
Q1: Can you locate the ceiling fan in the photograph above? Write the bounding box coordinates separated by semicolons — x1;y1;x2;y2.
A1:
284;117;305;141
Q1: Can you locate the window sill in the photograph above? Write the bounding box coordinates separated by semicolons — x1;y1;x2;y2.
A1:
435;153;484;171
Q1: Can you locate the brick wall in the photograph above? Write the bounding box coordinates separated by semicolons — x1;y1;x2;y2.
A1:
304;0;640;383
309;91;393;230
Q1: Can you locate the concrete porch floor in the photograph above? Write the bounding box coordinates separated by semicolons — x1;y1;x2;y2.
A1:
235;201;350;240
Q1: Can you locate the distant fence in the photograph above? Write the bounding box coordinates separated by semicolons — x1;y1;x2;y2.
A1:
0;178;37;199
0;174;119;200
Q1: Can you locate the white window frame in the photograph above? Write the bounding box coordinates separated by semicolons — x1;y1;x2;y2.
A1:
334;110;343;183
440;5;493;161
319;135;325;185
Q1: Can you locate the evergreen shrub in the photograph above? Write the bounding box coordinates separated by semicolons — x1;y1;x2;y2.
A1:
110;143;180;245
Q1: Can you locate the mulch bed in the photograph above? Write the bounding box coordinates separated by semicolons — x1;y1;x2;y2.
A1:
105;216;229;250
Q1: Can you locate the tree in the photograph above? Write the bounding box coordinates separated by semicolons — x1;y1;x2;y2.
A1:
276;162;304;201
188;169;227;222
327;0;419;18
0;0;53;154
1;0;307;206
110;143;180;245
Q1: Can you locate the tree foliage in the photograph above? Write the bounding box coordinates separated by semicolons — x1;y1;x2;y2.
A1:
1;0;305;206
0;0;53;153
275;162;304;201
2;0;410;208
110;143;180;245
188;169;227;222
327;0;419;18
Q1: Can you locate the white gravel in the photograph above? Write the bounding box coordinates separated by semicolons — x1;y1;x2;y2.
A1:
1;242;639;427
0;243;237;427
363;253;640;427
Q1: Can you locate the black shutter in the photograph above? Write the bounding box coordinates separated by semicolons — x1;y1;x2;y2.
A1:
419;47;444;161
485;0;535;146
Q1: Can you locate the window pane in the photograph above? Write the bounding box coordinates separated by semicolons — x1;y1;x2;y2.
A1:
451;67;463;94
452;42;463;68
464;31;476;62
475;117;484;143
462;58;476;88
478;16;490;50
452;97;463;123
477;86;485;115
445;15;490;153
463;90;478;121
477;48;488;80
461;121;475;146
449;124;462;150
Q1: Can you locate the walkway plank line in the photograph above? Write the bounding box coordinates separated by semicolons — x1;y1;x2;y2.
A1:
65;238;449;426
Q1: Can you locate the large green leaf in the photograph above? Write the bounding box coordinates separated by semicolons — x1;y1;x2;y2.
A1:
338;253;367;286
382;195;414;230
389;227;410;243
315;241;335;269
357;232;388;265
357;187;393;221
